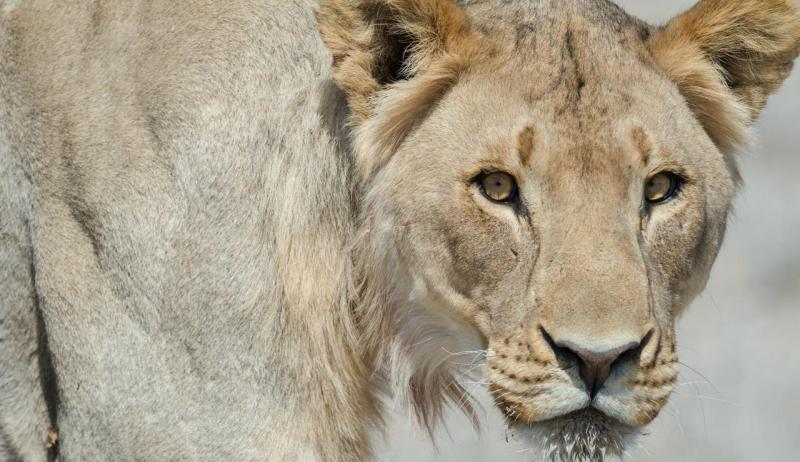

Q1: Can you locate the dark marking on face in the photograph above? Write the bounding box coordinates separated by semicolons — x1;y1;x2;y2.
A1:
565;29;576;61
564;29;586;104
631;127;652;165
514;21;536;49
517;125;536;167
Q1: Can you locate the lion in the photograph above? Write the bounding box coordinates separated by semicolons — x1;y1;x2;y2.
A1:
0;0;798;461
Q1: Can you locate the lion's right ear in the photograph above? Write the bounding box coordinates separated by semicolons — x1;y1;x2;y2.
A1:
318;0;484;177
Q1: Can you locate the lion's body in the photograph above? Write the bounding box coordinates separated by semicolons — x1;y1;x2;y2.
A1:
0;1;373;460
1;0;798;461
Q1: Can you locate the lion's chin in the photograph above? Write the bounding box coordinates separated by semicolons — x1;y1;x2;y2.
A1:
512;409;639;462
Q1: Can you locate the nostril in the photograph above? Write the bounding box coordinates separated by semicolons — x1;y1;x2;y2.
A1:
539;326;577;365
541;326;647;398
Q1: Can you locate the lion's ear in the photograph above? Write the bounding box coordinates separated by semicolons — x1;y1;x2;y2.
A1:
318;0;483;176
649;0;800;153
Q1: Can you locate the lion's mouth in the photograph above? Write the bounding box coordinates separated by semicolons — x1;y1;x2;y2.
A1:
505;408;637;462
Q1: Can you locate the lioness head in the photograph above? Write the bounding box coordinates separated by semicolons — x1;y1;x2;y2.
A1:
319;0;800;459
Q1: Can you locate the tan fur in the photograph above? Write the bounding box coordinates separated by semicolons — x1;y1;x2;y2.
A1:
1;1;798;461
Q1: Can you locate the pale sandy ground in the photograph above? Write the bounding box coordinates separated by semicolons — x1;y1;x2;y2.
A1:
377;1;800;460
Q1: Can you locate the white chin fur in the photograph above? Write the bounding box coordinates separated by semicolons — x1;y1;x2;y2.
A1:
511;409;640;462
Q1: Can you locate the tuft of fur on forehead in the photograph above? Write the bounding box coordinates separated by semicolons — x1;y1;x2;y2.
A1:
649;0;800;153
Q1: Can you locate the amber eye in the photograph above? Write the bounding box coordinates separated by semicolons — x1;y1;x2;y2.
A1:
645;172;681;204
480;172;518;203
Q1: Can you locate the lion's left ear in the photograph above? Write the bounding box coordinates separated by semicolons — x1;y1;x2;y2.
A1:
649;0;800;153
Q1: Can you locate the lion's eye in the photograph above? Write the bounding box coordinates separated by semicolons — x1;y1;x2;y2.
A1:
480;172;518;203
645;172;681;204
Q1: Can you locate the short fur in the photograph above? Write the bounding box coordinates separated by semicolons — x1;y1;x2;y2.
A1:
1;1;798;461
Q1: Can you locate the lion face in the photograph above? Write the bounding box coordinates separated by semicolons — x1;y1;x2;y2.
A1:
367;25;732;430
319;0;800;457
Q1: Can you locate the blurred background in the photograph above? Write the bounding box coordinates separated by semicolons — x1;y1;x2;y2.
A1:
378;1;800;460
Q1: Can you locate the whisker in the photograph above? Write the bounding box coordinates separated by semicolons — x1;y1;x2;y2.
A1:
670;391;739;406
441;348;488;357
676;360;724;398
677;380;719;388
663;402;687;439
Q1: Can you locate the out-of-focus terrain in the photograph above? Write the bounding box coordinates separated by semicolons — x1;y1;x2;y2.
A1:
379;1;800;460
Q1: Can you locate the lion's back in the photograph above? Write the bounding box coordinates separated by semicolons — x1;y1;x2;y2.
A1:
0;1;355;460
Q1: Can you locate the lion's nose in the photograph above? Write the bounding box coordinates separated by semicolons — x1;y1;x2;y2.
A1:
565;342;636;397
542;328;648;398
